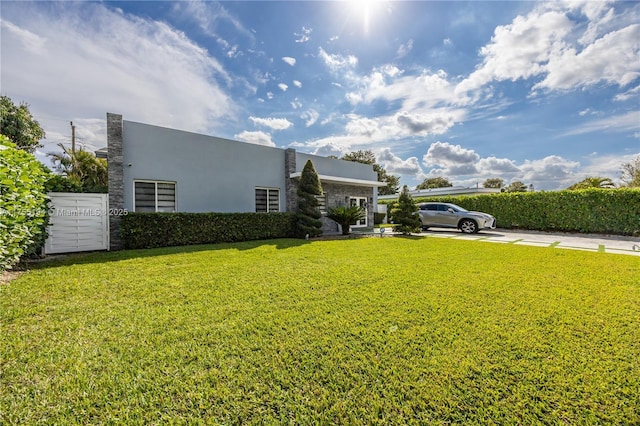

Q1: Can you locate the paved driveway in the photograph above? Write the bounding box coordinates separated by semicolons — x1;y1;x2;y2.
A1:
416;228;640;257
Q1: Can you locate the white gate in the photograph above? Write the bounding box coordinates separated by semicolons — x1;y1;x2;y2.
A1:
44;193;109;254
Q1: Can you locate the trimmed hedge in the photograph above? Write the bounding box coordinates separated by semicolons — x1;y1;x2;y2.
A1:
0;136;51;270
120;212;297;249
383;189;640;236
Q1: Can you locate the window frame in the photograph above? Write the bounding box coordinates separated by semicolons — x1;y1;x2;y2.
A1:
133;180;177;213
255;187;280;213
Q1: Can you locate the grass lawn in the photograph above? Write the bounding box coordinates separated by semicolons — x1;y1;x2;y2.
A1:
1;237;639;424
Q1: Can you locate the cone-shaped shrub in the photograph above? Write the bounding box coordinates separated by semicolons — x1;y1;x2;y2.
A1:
296;160;323;238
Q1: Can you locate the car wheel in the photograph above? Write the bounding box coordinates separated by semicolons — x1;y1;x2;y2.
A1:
459;219;478;234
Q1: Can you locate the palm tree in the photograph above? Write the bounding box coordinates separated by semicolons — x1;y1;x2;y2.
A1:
48;143;108;192
567;176;616;190
326;205;366;235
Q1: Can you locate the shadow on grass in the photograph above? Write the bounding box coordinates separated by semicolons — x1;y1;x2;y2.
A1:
24;238;311;270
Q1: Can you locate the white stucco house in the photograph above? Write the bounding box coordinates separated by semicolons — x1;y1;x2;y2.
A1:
106;113;384;249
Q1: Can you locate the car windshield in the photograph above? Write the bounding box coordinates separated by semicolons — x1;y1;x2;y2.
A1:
449;204;468;212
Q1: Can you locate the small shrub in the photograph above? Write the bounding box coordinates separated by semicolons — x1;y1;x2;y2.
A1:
326;205;366;235
390;185;422;234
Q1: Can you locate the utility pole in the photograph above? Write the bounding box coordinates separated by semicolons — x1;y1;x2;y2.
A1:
70;121;76;153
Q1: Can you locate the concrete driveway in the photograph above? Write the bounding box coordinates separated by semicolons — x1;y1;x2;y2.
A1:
366;227;640;256
416;228;640;257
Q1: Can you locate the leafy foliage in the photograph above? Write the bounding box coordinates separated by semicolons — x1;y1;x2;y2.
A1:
503;181;529;192
567;176;615;190
120;212;296;249
416;176;452;190
0;96;45;153
3;238;639;424
620;155;640;188
326;205;366;235
402;188;640;236
390;185;422;234
44;174;85;193
295;160;323;238
483;178;504;189
48;143;108;193
0;135;51;270
340;150;400;195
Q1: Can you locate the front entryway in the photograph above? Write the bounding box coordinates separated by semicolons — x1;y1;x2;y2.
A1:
350;197;367;228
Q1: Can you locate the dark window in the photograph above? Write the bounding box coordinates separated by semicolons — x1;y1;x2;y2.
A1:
134;181;176;212
256;188;280;212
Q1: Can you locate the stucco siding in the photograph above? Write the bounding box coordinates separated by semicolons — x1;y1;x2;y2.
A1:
122;121;286;213
296;152;375;182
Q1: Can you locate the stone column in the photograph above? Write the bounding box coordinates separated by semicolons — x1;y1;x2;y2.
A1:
107;113;124;250
284;148;297;212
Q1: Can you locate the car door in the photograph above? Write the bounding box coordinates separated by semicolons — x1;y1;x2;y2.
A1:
436;204;458;227
418;203;437;225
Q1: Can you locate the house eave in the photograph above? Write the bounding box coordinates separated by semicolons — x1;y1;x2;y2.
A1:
289;172;385;187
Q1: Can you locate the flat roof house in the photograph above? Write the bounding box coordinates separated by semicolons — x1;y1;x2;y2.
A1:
106;113;383;249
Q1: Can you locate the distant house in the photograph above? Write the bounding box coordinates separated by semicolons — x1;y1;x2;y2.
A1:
105;113;383;249
378;186;501;202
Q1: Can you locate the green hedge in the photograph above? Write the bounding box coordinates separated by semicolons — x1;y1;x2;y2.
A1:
120;212;297;249
0;136;51;270
383;189;640;236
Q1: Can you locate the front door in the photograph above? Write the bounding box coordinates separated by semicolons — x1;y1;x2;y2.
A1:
350;197;367;228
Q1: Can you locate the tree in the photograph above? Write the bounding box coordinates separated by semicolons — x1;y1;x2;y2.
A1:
567;176;616;190
390;185;422;235
503;181;528;192
0;96;45;153
295;159;323;238
416;176;453;190
620;155;640;188
0;135;51;270
326;205;366;235
48;143;108;193
341;150;400;195
483;178;504;189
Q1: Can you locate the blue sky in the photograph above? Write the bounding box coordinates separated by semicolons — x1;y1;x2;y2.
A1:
1;1;639;190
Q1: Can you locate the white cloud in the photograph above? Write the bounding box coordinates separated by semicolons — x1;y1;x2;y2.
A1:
396;38;413;58
293;80;302;88
290;98;303;109
377;148;422;176
234;131;275;147
456;3;640;96
282;56;296;66
318;47;358;72
456;9;573;95
520;155;581;188
614;85;640;102
562;111;640;136
278;83;288;91
249;116;293;131
476;156;520;174
533;24;640;91
0;2;233;155
295;26;312;43
301;109;319;127
423;141;480;175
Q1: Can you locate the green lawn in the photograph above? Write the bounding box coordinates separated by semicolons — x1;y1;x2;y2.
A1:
1;238;639;424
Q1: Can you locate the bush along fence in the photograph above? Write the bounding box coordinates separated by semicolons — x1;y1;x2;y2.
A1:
120;212;297;249
382;188;640;236
0;136;51;270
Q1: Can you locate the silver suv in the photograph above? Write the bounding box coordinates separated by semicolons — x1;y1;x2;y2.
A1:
417;202;496;234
